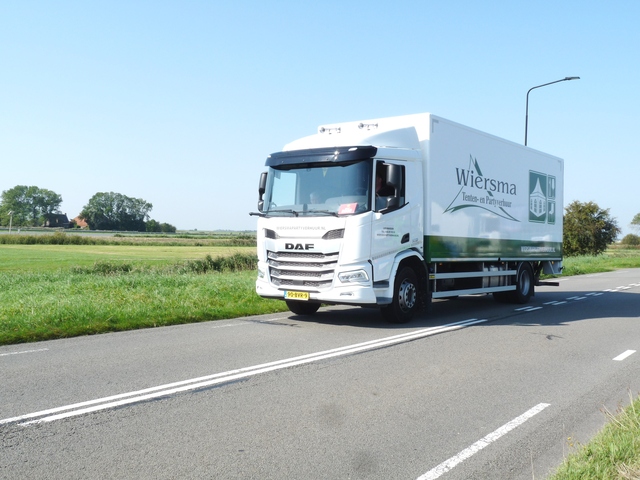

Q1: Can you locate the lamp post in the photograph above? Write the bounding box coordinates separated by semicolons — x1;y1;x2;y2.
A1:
525;76;580;146
8;210;13;234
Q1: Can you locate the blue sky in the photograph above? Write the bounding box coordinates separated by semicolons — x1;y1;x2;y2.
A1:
1;1;638;235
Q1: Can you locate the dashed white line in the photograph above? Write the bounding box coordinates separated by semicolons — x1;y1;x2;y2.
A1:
515;306;543;312
613;350;636;362
416;403;551;480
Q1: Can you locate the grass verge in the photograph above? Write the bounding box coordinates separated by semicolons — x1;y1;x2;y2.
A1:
548;395;640;479
0;267;289;345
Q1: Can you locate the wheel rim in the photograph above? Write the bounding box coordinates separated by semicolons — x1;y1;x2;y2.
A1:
398;279;417;312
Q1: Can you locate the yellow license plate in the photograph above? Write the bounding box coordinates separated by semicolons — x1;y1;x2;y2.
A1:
284;290;309;301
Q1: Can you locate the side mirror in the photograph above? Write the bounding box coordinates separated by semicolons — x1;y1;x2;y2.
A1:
258;172;267;211
380;165;403;213
386;164;402;195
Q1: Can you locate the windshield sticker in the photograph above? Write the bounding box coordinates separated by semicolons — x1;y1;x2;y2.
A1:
338;203;357;214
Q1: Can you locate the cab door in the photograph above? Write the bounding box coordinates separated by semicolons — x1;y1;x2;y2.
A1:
370;161;413;282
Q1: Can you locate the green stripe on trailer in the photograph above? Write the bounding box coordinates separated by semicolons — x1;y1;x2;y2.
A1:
425;235;562;262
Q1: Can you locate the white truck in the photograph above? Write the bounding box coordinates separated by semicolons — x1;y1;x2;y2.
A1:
252;113;563;323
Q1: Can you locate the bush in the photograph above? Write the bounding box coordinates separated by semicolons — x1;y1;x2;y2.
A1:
71;262;134;275
563;201;620;256
181;253;257;274
621;234;640;246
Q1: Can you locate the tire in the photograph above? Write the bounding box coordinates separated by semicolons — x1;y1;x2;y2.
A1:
286;300;320;315
381;267;419;323
510;263;534;304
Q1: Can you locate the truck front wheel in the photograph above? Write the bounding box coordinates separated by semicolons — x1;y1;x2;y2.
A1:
285;300;320;315
382;267;419;323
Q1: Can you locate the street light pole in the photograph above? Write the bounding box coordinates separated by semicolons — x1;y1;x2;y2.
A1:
525;76;580;146
8;210;13;234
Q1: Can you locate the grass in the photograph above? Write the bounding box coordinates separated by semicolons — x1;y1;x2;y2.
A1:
0;244;255;272
0;233;290;345
0;269;288;345
548;395;640;479
559;246;640;276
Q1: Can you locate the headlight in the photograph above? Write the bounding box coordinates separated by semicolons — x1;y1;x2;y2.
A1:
257;266;266;279
338;270;369;283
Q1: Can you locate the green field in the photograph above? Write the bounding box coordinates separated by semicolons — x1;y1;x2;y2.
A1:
0;232;288;345
0;244;255;272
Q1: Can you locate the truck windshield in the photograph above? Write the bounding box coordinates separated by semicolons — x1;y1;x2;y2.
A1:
263;160;372;216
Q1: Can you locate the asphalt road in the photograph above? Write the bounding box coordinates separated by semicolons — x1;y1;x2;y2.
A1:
2;269;640;479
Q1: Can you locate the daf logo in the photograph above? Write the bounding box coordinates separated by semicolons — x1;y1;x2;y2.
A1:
285;243;314;250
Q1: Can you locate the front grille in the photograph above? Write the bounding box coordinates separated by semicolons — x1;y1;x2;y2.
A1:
267;250;339;290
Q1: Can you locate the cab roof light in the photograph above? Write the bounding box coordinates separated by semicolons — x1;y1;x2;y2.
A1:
318;126;341;134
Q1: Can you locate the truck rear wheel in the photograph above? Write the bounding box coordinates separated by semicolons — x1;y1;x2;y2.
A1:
285;300;320;315
382;267;418;323
510;263;534;304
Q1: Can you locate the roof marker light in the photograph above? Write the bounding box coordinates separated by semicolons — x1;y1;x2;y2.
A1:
358;123;378;130
319;126;341;134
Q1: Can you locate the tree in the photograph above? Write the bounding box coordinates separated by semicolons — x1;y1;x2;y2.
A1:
146;219;161;232
563;201;620;256
631;213;640;233
0;185;63;227
160;222;177;233
146;219;177;233
79;192;152;231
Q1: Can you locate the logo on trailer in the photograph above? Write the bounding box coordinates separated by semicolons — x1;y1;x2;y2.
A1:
444;155;518;221
529;171;556;224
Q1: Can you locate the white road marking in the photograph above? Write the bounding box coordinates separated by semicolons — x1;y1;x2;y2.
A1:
613;350;636;361
416;403;551;480
1;318;486;426
515;306;543;312
0;348;48;357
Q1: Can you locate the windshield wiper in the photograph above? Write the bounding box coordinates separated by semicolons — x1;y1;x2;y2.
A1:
266;209;300;217
306;209;340;217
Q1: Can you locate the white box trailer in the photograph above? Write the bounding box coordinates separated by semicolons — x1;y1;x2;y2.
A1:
252;113;563;322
